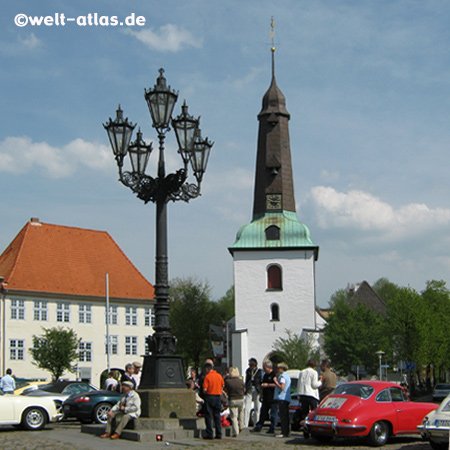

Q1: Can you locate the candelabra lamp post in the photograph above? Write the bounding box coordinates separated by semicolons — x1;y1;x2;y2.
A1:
103;68;213;396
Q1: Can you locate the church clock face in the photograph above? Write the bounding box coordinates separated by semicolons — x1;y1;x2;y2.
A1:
266;194;282;210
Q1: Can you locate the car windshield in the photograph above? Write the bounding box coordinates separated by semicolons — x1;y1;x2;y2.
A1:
436;384;450;390
333;383;374;399
441;399;450;412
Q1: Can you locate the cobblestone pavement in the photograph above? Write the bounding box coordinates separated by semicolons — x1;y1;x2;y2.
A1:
0;421;440;450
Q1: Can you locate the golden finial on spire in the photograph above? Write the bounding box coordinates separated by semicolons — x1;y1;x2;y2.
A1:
270;16;275;53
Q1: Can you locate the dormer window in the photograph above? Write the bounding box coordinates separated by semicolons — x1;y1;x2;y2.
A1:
267;264;282;290
265;225;280;240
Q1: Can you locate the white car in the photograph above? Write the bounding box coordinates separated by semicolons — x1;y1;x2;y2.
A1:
0;388;63;430
418;393;450;450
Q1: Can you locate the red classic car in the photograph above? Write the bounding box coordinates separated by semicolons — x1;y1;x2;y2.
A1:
304;380;437;446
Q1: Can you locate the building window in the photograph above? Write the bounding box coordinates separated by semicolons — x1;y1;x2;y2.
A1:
271;303;280;321
125;306;138;326
79;342;92;362
105;305;118;325
11;299;25;320
265;225;280;240
105;335;118;355
267;265;282;290
33;300;48;321
79;304;92;324
10;339;24;360
144;307;156;327
125;336;138;355
56;302;70;322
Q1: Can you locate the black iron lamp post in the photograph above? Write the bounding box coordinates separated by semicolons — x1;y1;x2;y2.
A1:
103;68;213;389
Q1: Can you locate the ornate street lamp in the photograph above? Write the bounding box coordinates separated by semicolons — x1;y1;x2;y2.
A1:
103;68;213;389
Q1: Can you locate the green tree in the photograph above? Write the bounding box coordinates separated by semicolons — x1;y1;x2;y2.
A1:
272;329;313;369
421;280;450;380
323;296;388;376
372;277;401;303
169;277;216;370
215;286;235;321
29;327;80;380
385;286;424;365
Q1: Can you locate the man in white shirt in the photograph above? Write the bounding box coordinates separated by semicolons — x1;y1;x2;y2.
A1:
1;368;16;393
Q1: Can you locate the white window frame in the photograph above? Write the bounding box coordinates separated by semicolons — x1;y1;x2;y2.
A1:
78;304;92;324
10;299;25;320
144;307;156;327
79;341;93;362
10;339;25;360
105;305;118;325
56;302;70;323
105;335;118;355
125;306;138;326
125;336;138;355
33;300;48;321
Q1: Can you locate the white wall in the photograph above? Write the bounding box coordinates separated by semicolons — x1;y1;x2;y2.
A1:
233;249;316;370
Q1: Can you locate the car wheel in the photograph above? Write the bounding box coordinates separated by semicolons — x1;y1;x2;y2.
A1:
430;441;449;450
22;407;47;431
93;403;112;424
368;421;389;447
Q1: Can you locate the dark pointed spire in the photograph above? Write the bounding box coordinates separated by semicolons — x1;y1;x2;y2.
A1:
252;23;296;218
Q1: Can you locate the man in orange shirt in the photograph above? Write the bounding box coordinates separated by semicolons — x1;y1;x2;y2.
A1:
202;362;224;439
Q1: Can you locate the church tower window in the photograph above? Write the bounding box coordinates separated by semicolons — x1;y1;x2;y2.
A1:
267;264;282;290
271;303;280;321
265;225;280;240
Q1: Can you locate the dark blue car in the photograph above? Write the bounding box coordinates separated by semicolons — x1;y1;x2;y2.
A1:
62;390;122;424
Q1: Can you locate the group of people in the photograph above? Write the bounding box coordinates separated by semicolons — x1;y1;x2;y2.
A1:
190;357;337;440
100;361;143;440
104;361;142;392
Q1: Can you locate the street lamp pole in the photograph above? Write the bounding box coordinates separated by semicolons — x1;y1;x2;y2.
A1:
103;68;213;389
376;350;385;382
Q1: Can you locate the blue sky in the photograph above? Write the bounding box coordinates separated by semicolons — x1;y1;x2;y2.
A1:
2;1;450;307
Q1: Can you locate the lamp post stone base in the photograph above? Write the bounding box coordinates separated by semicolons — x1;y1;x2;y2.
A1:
138;388;196;419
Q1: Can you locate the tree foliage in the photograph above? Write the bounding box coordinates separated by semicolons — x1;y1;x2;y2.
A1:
169;277;232;370
324;278;450;381
272;329;314;369
29;327;80;380
323;297;389;376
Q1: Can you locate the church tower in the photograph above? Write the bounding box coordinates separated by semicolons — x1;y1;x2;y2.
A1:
229;34;319;373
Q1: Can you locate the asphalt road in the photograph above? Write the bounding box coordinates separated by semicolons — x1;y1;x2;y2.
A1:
0;420;440;450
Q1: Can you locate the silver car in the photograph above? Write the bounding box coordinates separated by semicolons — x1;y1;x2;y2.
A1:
418;393;450;450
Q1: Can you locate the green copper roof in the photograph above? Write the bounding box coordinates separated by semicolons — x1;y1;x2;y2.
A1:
229;211;318;253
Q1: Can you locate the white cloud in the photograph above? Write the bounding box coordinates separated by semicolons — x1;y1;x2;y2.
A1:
125;24;202;52
0;136;114;179
310;186;450;241
19;33;42;50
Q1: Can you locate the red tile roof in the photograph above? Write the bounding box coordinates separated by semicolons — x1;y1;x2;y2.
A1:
0;219;154;300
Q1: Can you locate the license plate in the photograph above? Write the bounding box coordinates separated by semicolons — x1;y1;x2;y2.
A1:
315;415;335;422
434;419;450;427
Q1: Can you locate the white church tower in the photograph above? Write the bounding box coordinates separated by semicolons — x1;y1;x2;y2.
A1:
229;43;319;374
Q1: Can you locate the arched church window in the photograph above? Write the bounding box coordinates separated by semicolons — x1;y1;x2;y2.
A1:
267;264;282;290
271;303;280;321
265;225;280;240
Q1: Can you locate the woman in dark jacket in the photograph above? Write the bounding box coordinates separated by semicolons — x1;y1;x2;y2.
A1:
224;366;245;437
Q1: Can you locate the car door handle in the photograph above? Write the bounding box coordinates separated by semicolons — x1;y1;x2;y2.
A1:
397;409;403;413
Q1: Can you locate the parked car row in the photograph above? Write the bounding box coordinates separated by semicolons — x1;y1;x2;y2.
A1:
4;376;450;449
